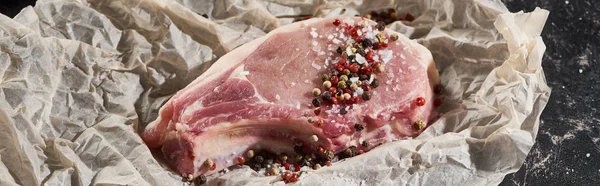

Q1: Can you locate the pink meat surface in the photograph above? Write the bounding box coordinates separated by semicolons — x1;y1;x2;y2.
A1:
141;16;439;177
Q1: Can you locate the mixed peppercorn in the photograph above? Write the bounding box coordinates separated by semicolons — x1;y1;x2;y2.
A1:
309;18;398;118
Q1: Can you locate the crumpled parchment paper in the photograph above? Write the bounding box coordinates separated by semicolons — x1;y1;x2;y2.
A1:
0;0;550;185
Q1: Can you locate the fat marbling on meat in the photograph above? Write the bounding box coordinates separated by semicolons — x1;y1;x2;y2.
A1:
141;16;439;178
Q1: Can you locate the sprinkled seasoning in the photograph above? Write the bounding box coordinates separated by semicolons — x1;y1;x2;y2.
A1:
390;34;399;41
314;163;322;170
204;159;214;168
434;84;441;93
361;140;370;147
311;134;319;142
324;150;335;160
354;124;364;131
362;91;371;100
315;118;324;127
312;88;321;97
246;150;255;158
236;156;246;165
376;21;386;31
413;120;425;130
194;175;207;185
415;97;426;106
323;81;332;88
312;98;323;107
333;19;341;26
314;107;322;115
317;146;325;153
340;107;348;114
434;98;442;107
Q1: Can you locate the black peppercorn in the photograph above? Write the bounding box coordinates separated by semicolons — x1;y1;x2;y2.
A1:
255;155;264;163
359;74;369;80
362;39;373;48
336;46;343;54
312;98;322;107
194;175;207;185
362;91;371;101
370;79;379;88
348;54;356;61
357;48;366;56
354;124;364;132
340;108;348;114
294;144;303;153
321;91;332;100
376;21;386;31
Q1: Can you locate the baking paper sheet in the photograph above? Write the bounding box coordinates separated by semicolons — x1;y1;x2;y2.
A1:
0;0;550;185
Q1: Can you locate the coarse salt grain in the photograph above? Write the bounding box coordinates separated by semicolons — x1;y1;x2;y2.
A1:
240;71;250;76
276;95;280;100
333;38;341;44
310;31;318;38
349;77;359;83
355;54;367;64
381;50;393;63
311;62;322;70
327;34;334;40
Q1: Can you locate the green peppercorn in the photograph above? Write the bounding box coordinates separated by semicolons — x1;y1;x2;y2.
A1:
361;140;370;147
376;33;384;42
340;75;349;82
343;69;351;76
321;74;329;81
390;34;399;41
295;154;303;162
337;81;347;89
414;120;425;130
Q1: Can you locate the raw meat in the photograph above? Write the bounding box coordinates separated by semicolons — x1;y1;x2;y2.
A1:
141;16;439;178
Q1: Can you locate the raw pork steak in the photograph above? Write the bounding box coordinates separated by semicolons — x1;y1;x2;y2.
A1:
141;16;439;178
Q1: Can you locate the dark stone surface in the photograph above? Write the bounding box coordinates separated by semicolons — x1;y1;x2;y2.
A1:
1;0;598;185
500;0;600;185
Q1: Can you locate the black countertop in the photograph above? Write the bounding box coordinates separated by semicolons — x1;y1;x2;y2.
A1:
1;0;598;185
500;0;600;185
